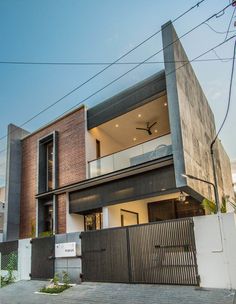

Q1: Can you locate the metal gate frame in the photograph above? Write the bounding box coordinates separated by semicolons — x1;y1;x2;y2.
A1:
81;218;199;285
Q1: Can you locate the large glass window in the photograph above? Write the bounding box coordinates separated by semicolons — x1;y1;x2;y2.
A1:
148;197;204;222
84;211;102;231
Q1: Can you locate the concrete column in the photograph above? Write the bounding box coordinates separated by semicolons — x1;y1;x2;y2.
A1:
4;124;30;241
102;207;109;228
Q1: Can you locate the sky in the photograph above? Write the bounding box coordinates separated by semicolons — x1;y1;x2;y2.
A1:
0;0;235;187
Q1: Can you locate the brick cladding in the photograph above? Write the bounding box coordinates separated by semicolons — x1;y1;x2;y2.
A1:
20;107;86;238
57;193;67;234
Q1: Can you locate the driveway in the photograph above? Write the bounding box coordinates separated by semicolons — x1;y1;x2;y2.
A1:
0;281;235;304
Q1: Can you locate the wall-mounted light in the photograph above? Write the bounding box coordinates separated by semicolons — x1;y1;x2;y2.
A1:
164;102;168;107
115;124;119;128
138;114;142;118
178;191;186;202
154;129;158;133
133;137;137;141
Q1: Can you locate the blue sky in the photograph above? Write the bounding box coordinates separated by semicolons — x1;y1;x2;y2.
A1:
0;0;235;186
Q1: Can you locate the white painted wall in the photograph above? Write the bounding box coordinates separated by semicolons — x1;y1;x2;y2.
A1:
18;238;32;281
103;200;149;228
194;213;236;289
89;127;123;158
66;194;84;233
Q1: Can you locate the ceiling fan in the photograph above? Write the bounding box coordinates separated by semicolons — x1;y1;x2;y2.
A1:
136;122;157;135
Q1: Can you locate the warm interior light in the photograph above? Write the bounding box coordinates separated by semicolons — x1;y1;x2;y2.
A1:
133;137;137;141
179;191;186;202
138;114;142;118
164;102;168;106
115;124;119;128
154;129;158;133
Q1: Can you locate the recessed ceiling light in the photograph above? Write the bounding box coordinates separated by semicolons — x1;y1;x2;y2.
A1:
133;137;137;141
115;124;119;128
138;114;142;118
164;102;168;106
154;129;158;133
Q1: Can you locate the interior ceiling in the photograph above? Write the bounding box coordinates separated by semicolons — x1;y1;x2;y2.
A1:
95;95;170;147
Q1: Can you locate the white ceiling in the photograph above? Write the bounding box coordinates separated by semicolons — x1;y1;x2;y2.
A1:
96;95;170;148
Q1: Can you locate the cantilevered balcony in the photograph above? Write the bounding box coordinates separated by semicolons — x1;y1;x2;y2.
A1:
88;133;172;178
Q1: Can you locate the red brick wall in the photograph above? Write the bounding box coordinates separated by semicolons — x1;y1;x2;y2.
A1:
20;107;86;238
57;193;67;234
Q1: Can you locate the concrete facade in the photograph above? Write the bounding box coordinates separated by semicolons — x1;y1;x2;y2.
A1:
162;21;233;203
55;232;81;284
4;124;30;241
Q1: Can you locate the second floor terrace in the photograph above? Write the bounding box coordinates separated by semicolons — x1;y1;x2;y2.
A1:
86;93;172;179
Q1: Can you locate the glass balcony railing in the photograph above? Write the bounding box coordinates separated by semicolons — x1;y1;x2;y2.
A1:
88;134;172;178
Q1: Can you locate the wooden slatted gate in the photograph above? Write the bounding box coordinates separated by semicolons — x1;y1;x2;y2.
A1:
81;218;199;285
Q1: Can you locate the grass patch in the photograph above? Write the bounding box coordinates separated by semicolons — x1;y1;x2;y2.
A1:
39;284;70;294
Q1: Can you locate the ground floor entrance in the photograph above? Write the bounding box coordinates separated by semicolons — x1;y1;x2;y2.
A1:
81;217;199;285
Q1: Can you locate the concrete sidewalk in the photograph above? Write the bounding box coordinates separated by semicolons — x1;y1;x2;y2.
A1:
0;281;235;304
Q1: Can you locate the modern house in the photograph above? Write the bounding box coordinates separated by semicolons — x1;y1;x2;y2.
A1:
3;22;234;241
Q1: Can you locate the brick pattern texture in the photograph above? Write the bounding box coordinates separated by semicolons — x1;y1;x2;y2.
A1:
20;107;86;238
57;193;67;235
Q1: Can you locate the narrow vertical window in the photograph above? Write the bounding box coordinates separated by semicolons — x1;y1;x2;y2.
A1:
38;132;57;193
46;141;53;191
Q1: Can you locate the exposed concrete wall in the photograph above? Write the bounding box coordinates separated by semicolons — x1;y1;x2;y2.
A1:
4;124;30;241
162;22;232;202
55;232;81;283
215;140;234;202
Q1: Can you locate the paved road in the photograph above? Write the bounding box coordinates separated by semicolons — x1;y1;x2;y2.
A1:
0;281;235;304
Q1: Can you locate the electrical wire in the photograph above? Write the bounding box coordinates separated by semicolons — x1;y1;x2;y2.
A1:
204;22;236;34
0;35;234;157
210;38;236;148
0;3;233;154
0;0;209;145
0;35;236;158
0;58;234;66
225;7;236;41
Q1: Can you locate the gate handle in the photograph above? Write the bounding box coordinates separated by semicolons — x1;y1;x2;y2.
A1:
48;255;55;260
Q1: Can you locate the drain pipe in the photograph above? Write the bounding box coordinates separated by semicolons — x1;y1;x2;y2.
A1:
210;140;220;213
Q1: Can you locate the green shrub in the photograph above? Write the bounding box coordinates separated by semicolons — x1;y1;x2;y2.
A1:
40;285;70;294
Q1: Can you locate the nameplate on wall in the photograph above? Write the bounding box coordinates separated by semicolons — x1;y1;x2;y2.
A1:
55;242;77;258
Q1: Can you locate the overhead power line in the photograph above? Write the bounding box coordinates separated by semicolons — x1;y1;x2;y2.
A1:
0;58;234;66
0;2;233;150
204;22;236;35
211;38;236;147
0;0;208;141
225;6;236;41
0;34;234;157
